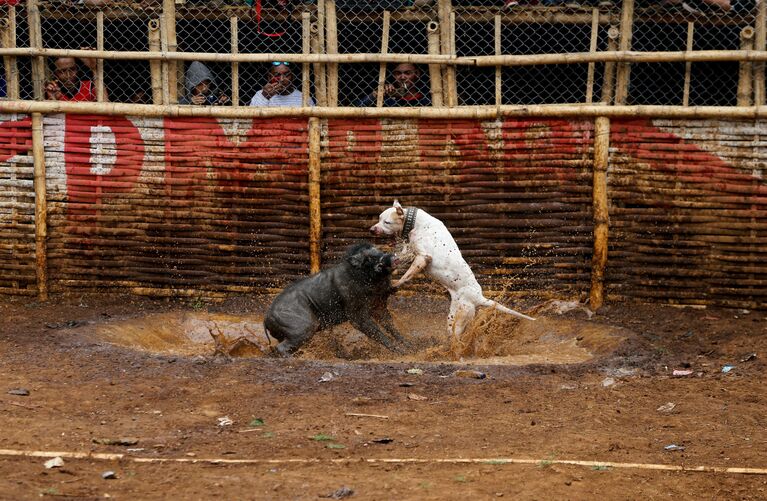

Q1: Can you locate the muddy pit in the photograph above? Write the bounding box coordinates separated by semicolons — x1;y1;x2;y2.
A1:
84;298;628;365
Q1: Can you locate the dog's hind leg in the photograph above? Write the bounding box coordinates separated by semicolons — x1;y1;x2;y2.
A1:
447;300;477;339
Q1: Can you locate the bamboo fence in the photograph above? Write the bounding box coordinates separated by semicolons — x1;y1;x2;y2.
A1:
0;0;765;309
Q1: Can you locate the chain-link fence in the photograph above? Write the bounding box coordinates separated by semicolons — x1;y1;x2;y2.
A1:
1;0;764;106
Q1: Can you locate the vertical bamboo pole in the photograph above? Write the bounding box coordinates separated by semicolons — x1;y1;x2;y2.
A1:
376;11;391;108
311;23;326;106
325;0;338;107
438;0;456;107
96;11;105;102
426;21;443;107
2;8;19;99
601;25;619;104
27;0;44;100
737;27;754;106
301;12;310;107
494;14;501;106
614;0;634;105
448;10;457;106
308;116;322;273
159;17;171;106
585;8;599;104
162;0;178;103
231;16;239;106
590;116;610;310
148;19;163;104
32;113;48;301
682;21;694;107
754;0;766;105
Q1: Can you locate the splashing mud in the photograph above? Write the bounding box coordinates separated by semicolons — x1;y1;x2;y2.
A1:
78;298;630;366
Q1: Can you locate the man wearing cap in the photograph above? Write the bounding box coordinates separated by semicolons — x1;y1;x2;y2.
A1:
249;62;315;107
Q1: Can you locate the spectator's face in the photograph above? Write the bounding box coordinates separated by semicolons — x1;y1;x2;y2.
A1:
269;65;294;91
54;58;79;90
392;64;419;89
192;79;212;96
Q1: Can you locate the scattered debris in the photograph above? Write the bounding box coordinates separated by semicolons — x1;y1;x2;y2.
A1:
721;365;736;374
407;393;428;401
101;471;117;480
664;444;685;452
311;434;335;442
7;388;30;396
672;370;693;377
44;457;64;469
345;413;389;419
371;437;394;444
320;486;354;499
319;372;335;383
44;320;82;329
406;368;424;376
326;443;346;450
217;416;234;427
351;397;372;405
656;402;676;413
601;377;616;388
740;353;757;363
399;382;416;387
560;383;577;391
540;299;595;319
453;370;487;379
249;418;265;427
92;437;139;446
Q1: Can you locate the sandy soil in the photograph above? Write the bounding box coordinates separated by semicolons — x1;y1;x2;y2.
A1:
0;293;766;500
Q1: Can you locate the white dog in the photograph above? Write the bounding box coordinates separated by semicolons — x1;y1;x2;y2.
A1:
370;200;534;338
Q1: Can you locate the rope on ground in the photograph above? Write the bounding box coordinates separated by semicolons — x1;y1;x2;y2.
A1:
0;448;766;475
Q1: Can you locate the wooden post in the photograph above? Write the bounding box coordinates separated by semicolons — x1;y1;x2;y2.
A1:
494;14;502;106
308;117;322;273
754;0;766;105
31;113;48;301
738;26;755;107
27;0;44;100
148;20;163;104
601;26;619;104
448;10;457;106
231;16;239;106
301;12;310;107
426;21;443;107
2;8;19;99
376;11;391;108
614;0;634;105
590;116;610;310
96;11;105;102
682;21;694;107
325;0;338;107
585;8;599;104
311;22;326;107
162;0;178;103
438;0;456;107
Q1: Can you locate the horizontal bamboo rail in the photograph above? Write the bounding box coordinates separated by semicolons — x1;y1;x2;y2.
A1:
3;100;767;119
2;47;767;66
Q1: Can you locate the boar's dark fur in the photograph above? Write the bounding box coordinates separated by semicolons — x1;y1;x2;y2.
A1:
264;242;408;357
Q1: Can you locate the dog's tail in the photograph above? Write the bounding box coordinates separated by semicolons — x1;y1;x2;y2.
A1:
483;298;536;322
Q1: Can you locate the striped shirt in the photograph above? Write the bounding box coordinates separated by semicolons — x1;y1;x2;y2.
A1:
249;89;315;107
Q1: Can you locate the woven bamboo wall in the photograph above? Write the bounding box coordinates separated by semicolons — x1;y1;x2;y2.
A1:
608;119;766;308
0;113;765;308
0;114;35;294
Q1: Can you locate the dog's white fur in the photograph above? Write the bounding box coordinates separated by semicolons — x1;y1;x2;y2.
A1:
370;200;534;338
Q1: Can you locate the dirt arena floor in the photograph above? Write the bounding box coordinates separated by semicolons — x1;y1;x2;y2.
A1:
1;292;766;500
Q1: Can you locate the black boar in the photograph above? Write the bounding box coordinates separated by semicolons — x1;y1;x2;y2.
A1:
264;242;408;357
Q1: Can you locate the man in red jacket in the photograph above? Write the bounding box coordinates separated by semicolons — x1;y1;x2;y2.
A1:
45;53;107;102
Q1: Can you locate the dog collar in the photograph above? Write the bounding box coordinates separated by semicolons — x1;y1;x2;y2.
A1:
401;207;418;241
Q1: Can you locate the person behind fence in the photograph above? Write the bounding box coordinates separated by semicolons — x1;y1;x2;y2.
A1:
180;61;230;106
249;62;315;107
356;63;431;107
44;52;106;102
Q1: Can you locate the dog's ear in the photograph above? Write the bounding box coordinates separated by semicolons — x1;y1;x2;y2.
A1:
393;199;404;217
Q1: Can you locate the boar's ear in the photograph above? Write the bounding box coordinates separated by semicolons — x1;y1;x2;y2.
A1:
393;199;404;217
347;250;366;269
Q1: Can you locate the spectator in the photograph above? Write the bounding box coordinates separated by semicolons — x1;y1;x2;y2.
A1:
44;53;106;102
179;61;230;106
356;63;431;107
249;62;314;107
